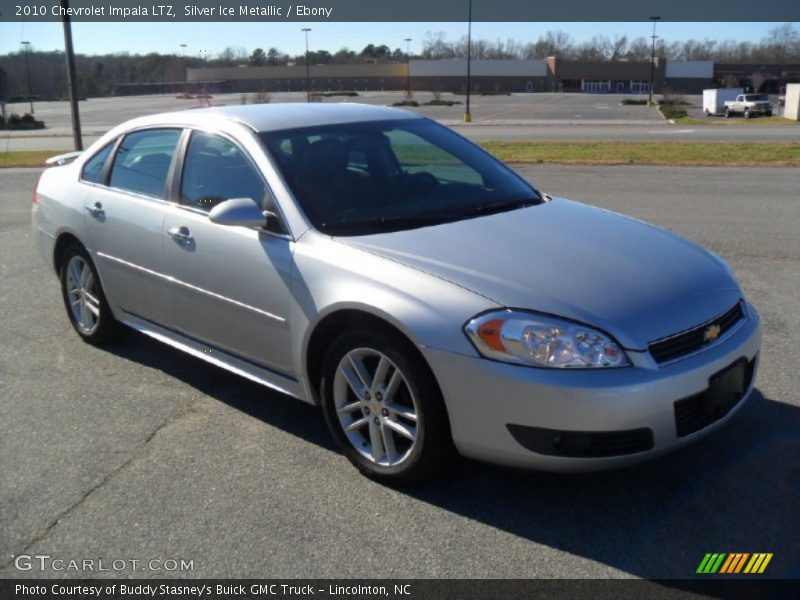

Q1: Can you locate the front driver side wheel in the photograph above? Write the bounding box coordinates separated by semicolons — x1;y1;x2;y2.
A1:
59;243;122;344
320;326;456;484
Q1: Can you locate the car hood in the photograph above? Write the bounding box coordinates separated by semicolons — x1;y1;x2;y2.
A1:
342;198;742;350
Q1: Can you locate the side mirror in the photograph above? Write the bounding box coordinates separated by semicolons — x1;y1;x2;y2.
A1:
209;197;267;228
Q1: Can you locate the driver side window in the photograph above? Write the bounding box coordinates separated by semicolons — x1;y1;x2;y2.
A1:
180;131;267;212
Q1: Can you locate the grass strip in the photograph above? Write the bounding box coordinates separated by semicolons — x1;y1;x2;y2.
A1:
480;141;800;167
2;142;799;169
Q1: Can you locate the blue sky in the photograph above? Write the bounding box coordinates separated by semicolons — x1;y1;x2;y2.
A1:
0;21;788;56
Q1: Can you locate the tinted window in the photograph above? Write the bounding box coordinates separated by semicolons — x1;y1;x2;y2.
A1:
109;129;181;198
181;131;266;212
81;141;115;184
260;119;540;236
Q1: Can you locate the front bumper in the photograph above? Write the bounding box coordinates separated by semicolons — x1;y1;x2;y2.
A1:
423;304;761;471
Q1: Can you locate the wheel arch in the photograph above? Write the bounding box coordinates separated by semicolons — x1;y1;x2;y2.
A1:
303;307;445;411
53;231;86;274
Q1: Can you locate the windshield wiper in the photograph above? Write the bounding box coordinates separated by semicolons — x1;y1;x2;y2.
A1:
322;213;459;233
462;197;540;218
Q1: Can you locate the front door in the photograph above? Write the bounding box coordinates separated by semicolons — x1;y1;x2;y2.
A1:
161;130;295;377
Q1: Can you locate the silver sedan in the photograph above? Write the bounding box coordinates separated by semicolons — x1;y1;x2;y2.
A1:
32;104;761;483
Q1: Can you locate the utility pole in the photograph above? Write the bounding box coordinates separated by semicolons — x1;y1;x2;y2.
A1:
21;41;34;114
60;0;83;150
647;16;660;107
404;38;412;97
464;0;472;122
302;28;312;102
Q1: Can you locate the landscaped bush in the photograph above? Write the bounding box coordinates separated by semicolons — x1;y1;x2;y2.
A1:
0;112;45;130
659;104;688;119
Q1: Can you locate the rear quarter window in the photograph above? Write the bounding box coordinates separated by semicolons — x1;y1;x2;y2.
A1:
80;142;115;184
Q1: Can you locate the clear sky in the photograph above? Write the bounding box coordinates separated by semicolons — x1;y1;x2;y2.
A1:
0;21;788;57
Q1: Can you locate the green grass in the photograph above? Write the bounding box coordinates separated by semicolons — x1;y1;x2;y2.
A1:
670;115;800;126
0;150;56;168
4;141;800;170
480;141;800;167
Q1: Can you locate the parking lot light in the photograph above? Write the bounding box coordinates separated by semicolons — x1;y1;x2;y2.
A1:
647;16;661;107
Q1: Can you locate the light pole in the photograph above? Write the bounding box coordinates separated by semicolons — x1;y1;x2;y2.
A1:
464;0;472;122
21;41;34;114
302;28;312;102
647;16;660;107
53;50;64;100
404;38;412;98
180;44;187;95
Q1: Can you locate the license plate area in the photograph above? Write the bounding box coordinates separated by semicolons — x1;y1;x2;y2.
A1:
704;358;747;417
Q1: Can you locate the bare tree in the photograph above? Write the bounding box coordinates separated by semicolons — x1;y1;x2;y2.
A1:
763;23;799;63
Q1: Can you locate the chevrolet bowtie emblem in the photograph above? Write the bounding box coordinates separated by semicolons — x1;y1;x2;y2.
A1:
704;324;722;342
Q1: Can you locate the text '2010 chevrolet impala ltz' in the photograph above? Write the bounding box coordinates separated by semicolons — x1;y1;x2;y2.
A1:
32;104;760;483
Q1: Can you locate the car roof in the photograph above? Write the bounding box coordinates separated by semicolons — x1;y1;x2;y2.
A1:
127;103;423;134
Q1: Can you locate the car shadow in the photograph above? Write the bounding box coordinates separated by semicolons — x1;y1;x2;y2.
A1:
103;330;799;581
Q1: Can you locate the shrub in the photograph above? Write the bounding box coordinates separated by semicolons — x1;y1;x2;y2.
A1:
659;104;688;119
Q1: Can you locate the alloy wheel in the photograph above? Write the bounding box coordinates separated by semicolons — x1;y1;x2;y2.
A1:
65;255;101;334
332;348;419;467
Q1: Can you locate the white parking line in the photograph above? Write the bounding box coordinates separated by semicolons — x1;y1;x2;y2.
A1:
646;129;696;134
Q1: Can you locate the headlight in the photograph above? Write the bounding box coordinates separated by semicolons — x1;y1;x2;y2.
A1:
464;310;630;368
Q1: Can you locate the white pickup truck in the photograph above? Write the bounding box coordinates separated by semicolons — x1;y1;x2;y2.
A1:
724;94;773;118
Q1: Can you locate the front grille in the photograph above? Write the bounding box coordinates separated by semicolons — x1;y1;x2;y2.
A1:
674;356;756;437
649;302;745;365
507;424;654;457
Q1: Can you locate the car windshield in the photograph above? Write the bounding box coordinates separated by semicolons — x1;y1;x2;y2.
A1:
259;118;541;236
745;94;768;101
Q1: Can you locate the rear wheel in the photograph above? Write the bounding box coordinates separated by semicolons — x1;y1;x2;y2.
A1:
59;243;122;344
320;326;456;484
744;108;751;119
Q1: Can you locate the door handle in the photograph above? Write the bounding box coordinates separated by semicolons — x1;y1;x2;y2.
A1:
84;201;104;217
168;225;194;243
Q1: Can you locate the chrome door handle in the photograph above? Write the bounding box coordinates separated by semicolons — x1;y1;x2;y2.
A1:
168;226;194;243
84;201;104;217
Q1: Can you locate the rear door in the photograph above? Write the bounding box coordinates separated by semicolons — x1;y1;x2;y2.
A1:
161;129;296;377
83;128;183;325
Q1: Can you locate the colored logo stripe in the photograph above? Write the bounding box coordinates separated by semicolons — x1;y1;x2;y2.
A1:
698;552;773;574
697;553;727;573
719;553;749;573
744;553;773;574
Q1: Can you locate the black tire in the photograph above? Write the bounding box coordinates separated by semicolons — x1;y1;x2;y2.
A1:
724;107;731;118
320;325;456;484
744;108;751;119
59;243;123;344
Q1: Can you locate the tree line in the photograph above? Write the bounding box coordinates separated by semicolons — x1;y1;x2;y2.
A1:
1;24;797;101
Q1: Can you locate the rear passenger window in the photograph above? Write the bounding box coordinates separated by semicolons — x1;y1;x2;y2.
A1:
180;131;266;212
81;142;114;184
109;129;181;198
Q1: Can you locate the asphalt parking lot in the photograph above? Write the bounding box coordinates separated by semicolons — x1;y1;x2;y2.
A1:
3;92;797;154
1;165;799;580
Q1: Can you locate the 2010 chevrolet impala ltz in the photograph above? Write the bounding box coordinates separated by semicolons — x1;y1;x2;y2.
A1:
32;104;761;483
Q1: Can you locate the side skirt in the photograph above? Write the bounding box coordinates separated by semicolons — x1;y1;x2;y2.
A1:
120;311;306;402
